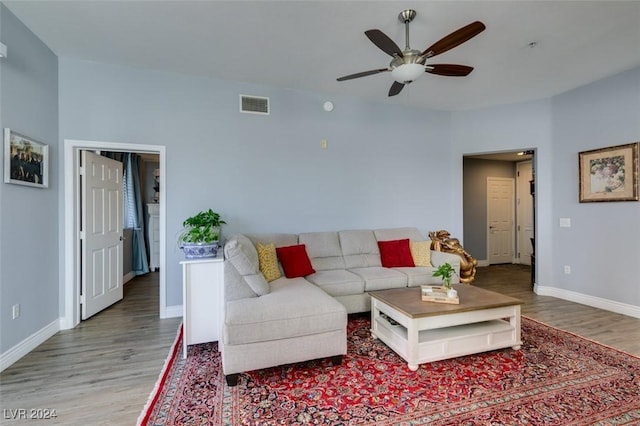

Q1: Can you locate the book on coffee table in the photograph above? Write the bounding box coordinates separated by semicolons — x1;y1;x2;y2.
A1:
420;285;460;304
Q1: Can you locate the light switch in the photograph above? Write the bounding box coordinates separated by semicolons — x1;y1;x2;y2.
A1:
321;139;328;149
559;218;571;228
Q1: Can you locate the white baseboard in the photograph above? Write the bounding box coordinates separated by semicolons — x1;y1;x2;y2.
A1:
123;271;136;284
536;286;640;319
162;304;183;319
477;259;490;267
0;319;60;372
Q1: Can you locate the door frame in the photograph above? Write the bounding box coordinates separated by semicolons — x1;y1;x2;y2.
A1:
516;161;533;265
62;139;166;329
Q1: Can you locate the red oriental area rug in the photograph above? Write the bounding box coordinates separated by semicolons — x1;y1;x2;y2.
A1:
138;315;640;425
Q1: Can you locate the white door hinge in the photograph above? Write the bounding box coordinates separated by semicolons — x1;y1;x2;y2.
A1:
79;231;85;240
80;295;86;305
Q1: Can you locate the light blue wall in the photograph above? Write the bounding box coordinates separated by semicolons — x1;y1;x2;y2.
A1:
452;68;640;307
58;58;454;307
452;99;554;287
0;4;58;353
550;67;640;305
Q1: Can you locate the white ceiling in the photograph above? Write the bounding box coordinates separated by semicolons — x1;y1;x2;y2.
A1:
4;1;640;111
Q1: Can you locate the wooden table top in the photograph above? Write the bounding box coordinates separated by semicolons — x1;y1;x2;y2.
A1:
369;285;523;319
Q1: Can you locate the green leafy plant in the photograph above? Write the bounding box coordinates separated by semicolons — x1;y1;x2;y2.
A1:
178;209;226;244
432;262;457;289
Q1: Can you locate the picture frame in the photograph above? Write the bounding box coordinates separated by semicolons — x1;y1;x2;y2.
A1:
3;128;49;188
578;142;639;203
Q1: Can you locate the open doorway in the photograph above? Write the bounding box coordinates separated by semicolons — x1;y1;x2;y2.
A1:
62;139;167;330
462;150;535;268
81;150;159;320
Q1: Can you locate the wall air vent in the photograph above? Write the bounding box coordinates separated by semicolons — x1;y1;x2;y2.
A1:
240;95;269;115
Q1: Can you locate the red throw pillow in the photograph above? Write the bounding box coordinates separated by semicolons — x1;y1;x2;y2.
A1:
276;244;316;278
378;239;415;268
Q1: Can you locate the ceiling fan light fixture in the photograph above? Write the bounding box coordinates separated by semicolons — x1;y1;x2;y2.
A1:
336;11;485;95
391;63;424;84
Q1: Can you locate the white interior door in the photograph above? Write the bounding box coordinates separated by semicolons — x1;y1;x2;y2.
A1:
487;177;515;264
516;162;534;265
81;151;124;319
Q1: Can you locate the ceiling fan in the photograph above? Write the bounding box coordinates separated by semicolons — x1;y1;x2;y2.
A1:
337;9;486;97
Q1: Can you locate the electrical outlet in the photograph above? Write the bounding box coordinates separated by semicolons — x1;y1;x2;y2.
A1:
564;265;571;275
321;139;328;149
12;304;20;319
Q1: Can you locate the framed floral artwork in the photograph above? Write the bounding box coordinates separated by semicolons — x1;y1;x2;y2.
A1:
3;128;49;188
578;142;638;202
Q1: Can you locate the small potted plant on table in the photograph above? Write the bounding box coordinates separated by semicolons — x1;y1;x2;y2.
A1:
432;262;458;298
179;209;226;259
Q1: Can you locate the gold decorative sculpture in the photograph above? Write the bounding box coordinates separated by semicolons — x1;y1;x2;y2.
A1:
429;230;478;284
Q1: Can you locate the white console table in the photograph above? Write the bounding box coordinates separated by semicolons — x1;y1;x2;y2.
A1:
181;254;224;358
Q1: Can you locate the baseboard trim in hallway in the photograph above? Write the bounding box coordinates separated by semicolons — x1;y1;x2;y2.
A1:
0;319;59;372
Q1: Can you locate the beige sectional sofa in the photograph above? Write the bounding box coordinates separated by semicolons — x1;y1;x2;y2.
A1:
220;227;461;386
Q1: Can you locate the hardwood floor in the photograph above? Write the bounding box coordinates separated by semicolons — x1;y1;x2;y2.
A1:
1;265;638;425
0;272;181;426
472;264;640;356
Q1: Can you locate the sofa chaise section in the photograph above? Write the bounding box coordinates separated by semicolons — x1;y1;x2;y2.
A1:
221;234;347;386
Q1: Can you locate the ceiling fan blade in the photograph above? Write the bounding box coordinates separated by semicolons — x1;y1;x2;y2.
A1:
421;21;486;58
426;64;474;77
336;68;389;81
365;29;404;57
388;81;405;97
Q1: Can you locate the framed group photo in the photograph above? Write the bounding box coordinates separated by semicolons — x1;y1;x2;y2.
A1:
3;128;49;188
578;142;639;203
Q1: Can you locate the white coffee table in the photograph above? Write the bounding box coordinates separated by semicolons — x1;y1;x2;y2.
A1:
370;285;523;371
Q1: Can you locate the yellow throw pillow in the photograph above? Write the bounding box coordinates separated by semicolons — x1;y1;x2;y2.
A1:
410;241;432;267
257;242;282;282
